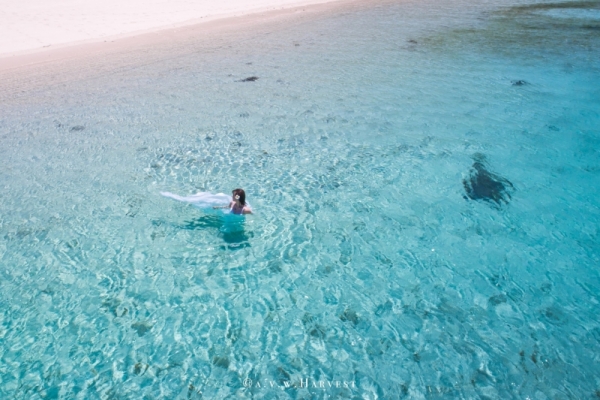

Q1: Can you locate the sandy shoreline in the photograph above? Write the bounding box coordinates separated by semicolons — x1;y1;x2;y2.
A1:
0;0;342;56
0;0;377;103
0;0;351;71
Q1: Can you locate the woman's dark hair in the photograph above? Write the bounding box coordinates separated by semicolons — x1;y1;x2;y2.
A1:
232;188;246;205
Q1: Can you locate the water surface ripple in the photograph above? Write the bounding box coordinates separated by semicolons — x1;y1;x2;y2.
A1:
1;0;599;398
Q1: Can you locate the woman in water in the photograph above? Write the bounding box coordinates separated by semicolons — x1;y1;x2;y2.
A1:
215;188;252;215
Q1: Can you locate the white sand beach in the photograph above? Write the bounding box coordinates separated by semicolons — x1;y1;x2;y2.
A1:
0;0;342;59
0;0;367;97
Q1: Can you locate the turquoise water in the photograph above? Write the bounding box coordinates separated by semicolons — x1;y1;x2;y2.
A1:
1;0;599;398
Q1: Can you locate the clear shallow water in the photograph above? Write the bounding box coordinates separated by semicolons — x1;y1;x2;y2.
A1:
1;0;599;398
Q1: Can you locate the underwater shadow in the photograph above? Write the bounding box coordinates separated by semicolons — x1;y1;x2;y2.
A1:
181;214;223;230
220;230;253;250
181;214;252;250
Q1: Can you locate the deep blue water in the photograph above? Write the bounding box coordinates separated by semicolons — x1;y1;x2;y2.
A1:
1;0;599;398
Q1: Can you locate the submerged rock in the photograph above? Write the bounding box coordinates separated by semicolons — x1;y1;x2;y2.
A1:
131;321;153;336
463;153;514;208
511;80;528;86
488;293;508;306
212;356;230;369
238;76;259;82
339;308;359;325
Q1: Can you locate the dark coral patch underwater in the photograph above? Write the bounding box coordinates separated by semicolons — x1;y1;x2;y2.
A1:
463;153;514;208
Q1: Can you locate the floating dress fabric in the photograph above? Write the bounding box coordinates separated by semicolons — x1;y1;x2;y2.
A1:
160;191;252;214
